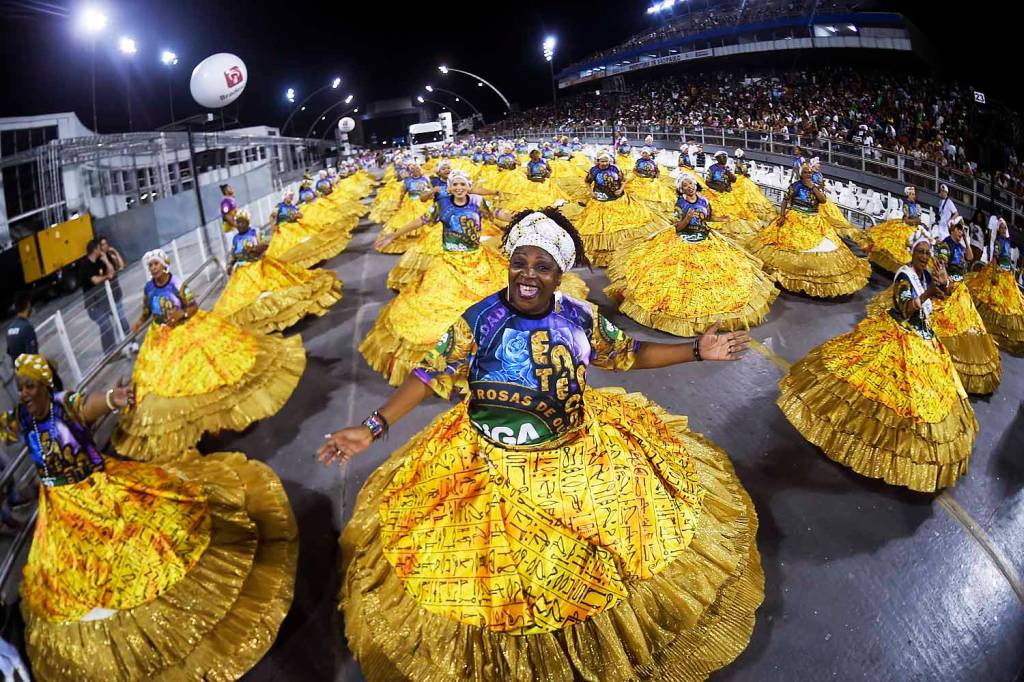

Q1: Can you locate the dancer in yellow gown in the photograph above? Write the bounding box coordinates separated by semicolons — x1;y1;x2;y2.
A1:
811;158;861;240
702;151;767;241
3;355;297;682
607;174;778;336
574;149;669;267
730;149;778;222
967;218;1024;353
495;148;582;216
778;230;978;492
624;146;678;217
265;189;353;269
368;158;407;224
863;185;923;273
112;249;305;460
213;210;342;333
328;210;762;682
865;218;1000;393
363;172;587;385
377;162;433;254
748;163;869;297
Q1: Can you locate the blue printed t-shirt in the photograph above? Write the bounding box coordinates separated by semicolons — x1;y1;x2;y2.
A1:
634;158;658;178
143;274;195;325
527;159;550;180
231;227;263;262
891;268;934;340
673;194;712;242
403;175;431;199
586;165;623;201
431;175;450;199
422;194;492;252
275;201;300;223
786;181;819;214
414;291;638;447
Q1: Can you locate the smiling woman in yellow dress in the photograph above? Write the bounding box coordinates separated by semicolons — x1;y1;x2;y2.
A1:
747;163;869;297
863;185;923;273
573;149;669;267
328;210;762;682
778;229;978;492
112;250;305;460
606;174;778;336
4;355;297;682
265;189;353;269
377;162;434;254
623;146;679;217
700;151;765;241
213;210;342;333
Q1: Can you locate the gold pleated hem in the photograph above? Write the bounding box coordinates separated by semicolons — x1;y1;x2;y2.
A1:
710;218;765;244
358;301;428;387
278;229;353;270
24;452;298;682
340;388;763;682
867;249;907;275
375;231;423;255
386;250;436;291
941;331;1002;395
225;270;343;334
778;347;978;492
748;242;869;298
611;291;777;338
112;334;306;462
975;304;1024;355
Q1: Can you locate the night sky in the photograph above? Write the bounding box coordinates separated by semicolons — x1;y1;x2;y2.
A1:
0;1;1019;135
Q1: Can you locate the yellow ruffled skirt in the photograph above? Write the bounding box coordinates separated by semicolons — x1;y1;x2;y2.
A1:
966;263;1024;353
340;387;763;681
606;229;778;336
866;282;1000;394
701;188;765;241
298;200;357;233
475;165;500;188
625;176;678;217
369;180;404;224
731;176;778;223
265;220;353;269
574;195;670;267
818;199;862;241
386;221;504;291
361;248;589;385
112;311;305;460
378;198;430;254
25;451;297;682
213;257;343;333
778;312;978;492
864;219;914;273
747;211;869;297
496;174;582;218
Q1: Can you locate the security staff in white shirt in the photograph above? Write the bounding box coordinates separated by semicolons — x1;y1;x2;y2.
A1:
934;183;958;241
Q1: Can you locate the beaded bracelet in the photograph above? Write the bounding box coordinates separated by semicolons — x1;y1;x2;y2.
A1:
362;410;389;441
693;338;703;362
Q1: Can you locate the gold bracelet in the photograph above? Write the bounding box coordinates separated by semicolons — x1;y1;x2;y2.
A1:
105;389;118;412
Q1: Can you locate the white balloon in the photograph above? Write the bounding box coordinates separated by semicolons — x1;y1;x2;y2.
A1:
190;53;248;109
338;117;356;133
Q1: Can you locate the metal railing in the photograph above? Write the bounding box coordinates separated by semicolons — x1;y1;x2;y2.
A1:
0;255;227;598
487;125;1024;230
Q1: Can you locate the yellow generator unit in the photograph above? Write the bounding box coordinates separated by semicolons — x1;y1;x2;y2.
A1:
19;214;94;284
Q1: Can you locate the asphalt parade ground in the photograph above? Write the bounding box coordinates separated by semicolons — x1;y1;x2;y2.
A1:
205;203;1024;682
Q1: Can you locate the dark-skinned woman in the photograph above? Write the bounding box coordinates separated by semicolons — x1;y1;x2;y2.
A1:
361;173;588;385
966;217;1024;353
606;174;778;336
574;148;669;267
623;146;678;217
112;249;305;460
700;151;765;242
3;354;297;681
778;229;978;492
863;186;923;273
493;147;583;218
865;215;1000;394
747;163;869;297
377;162;434;254
330;209;762;682
213;210;343;333
730;148;777;223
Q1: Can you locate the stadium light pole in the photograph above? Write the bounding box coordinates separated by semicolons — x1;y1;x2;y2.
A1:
304;94;356;139
543;36;557;124
438;65;511;116
77;7;107;133
118;36;138;132
160;50;179;124
281;76;342;135
425;85;482;119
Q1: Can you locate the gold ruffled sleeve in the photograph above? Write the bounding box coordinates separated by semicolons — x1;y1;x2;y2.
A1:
411;317;476;401
590;308;637;371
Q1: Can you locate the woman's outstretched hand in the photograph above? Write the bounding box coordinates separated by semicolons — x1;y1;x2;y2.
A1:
698;321;750;361
318;426;373;465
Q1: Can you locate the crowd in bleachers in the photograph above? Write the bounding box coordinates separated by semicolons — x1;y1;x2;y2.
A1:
489;67;1024;197
563;0;874;72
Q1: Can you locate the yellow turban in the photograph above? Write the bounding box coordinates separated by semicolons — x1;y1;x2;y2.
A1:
15;354;53;386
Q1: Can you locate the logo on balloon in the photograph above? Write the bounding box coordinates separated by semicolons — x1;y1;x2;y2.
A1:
224;66;244;88
338;117;356;133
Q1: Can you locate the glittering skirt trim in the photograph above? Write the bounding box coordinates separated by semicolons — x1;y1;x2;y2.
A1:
966;264;1024;354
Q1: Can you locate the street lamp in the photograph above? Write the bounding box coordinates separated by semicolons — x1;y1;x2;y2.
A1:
118;37;137;132
286;88;296;103
437;64;512;117
77;6;107;133
543;36;557;123
160;50;179;124
425;85;483;118
281;76;342;135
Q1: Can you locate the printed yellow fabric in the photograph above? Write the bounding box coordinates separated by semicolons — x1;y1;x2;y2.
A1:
575;194;669;265
265;221;321;258
624;175;678;214
378;198;430;253
732;176;777;219
820;312;965;422
369;180;404;224
751;209;835;252
24;458;210;621
865;219;914;272
967;262;1024;315
378;388;703;635
386;221;503;292
702;186;760;223
131;311;259;399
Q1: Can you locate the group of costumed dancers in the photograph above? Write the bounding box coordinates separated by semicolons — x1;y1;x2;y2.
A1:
4;131;1023;681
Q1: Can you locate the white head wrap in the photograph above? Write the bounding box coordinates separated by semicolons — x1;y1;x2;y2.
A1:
504;212;577;272
714;150;728;160
447;170;473;189
318;170;328;178
437;159;452;170
809;156;821;167
904;186;915;197
644;134;654;145
677;174;697;192
283;188;295;200
595;149;613;161
641;147;653;156
143;248;171;274
907;227;932;254
734;148;745;158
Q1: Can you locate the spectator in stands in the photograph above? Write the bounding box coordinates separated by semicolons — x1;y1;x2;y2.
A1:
98;236;130;337
935;184;958;241
81;238;117;356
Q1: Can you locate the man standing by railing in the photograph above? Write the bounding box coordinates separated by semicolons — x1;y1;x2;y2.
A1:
81;239;117;357
935;183;958;242
5;292;63;391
